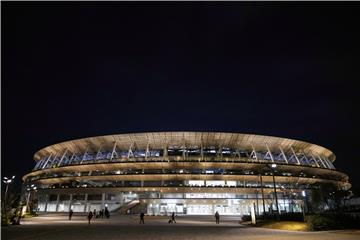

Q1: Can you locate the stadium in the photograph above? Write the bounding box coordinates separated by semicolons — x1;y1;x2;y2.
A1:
22;132;351;216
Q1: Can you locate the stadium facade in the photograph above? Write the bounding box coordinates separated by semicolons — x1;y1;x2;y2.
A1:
22;132;351;216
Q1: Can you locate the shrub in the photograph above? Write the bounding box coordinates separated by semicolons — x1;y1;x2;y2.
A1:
306;215;337;231
1;215;10;226
256;212;303;221
241;215;251;221
306;213;360;231
279;212;304;221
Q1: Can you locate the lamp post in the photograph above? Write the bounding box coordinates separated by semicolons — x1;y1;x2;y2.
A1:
2;176;15;217
3;176;16;209
26;184;37;213
270;164;280;220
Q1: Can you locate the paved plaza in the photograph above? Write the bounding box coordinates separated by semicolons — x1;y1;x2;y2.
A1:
2;213;360;240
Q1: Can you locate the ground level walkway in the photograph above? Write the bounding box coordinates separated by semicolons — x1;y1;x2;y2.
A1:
2;213;360;240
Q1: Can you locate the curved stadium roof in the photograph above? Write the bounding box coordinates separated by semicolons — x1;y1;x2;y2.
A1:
33;132;336;162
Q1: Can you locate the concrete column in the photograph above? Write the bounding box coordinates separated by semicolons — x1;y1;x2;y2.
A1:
55;194;60;212
255;190;259;215
68;194;73;212
101;193;106;210
84;194;88;212
44;194;49;212
183;146;186;161
119;193;124;205
283;193;287;213
163;146;168;161
259;174;266;215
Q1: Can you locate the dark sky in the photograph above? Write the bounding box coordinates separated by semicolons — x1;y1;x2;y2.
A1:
3;2;360;190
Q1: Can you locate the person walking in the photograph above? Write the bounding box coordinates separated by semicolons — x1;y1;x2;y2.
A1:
105;207;110;219
139;212;145;224
87;211;93;225
69;209;73;220
171;212;176;223
215;211;220;224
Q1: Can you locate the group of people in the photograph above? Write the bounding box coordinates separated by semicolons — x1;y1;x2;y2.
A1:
139;211;177;224
87;208;110;224
70;209;221;225
139;211;220;224
69;207;110;224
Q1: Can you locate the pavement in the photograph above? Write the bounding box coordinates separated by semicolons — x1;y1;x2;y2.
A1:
2;213;360;240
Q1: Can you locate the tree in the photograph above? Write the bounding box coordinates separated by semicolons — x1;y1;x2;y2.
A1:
1;189;21;226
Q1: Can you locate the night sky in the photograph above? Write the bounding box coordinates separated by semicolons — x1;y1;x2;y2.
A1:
3;2;360;191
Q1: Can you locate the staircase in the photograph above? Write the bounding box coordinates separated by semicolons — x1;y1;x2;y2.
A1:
118;200;140;214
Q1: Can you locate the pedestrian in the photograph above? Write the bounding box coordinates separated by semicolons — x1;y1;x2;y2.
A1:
69;209;73;220
93;209;96;217
100;209;104;219
139;212;145;224
215;211;220;224
87;211;93;225
105;207;110;218
171;212;176;223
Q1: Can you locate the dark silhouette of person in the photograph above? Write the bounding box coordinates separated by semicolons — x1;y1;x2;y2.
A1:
93;209;96;218
105;207;110;218
69;209;73;220
100;209;104;219
171;212;176;223
87;211;93;224
140;212;145;224
215;211;220;224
